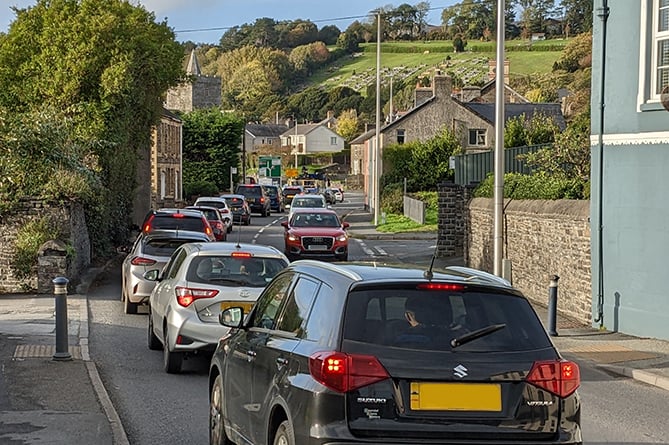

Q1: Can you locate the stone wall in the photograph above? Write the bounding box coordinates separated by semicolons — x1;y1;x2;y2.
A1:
466;198;591;324
0;200;90;294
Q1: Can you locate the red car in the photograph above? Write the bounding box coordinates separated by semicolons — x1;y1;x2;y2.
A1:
281;208;349;261
185;206;227;241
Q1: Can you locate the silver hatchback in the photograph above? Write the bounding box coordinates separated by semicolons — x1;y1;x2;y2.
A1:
146;242;289;373
120;229;213;314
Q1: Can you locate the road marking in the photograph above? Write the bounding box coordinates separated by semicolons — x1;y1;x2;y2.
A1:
375;247;387;255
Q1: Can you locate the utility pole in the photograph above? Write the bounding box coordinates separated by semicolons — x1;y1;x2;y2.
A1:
374;11;382;226
493;0;506;277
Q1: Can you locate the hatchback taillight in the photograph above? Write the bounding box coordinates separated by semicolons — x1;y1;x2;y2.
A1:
143;215;155;233
175;286;219;307
220;208;229;214
527;360;580;397
131;256;156;266
309;352;389;393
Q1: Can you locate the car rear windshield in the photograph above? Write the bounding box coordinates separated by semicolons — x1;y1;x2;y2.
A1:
223;197;244;208
143;238;200;256
265;187;278;197
283;187;301;195
193;208;218;220
292;197;324;208
186;256;288;287
236;186;262;197
342;286;551;352
150;215;205;232
195;200;225;209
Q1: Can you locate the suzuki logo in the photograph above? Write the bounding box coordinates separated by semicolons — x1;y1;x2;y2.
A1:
454;364;468;378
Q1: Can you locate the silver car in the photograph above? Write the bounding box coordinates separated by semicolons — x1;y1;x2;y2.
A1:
145;242;289;373
120;230;213;315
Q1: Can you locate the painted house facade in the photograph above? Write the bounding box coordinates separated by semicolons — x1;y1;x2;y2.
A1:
280;123;345;165
590;0;669;340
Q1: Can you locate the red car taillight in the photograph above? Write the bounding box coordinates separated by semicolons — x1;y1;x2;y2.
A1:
309;352;389;393
130;256;157;266
175;286;219;307
143;215;155;233
220;208;230;214
527;360;580;397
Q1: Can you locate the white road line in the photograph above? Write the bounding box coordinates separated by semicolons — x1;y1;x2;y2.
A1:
375;247;387;256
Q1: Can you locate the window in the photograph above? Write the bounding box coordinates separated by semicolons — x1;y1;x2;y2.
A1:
304;284;342;346
276;277;319;336
330;136;337;145
654;0;669;96
250;273;294;330
468;129;486;146
396;129;406;144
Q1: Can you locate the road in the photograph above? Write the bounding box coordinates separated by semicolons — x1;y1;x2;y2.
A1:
87;195;669;445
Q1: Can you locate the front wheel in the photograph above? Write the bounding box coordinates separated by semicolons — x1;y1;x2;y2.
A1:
209;374;233;445
273;420;295;445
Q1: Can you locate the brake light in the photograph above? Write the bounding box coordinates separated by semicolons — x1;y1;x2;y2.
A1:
205;226;213;236
143;215;155;233
527;360;580;397
175;286;219;307
260;197;265;203
130;257;157;266
220;208;229;214
309;352;389;393
172;213;185;218
231;252;252;258
417;283;465;291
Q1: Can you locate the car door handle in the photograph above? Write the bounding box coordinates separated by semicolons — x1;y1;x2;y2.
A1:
276;357;288;366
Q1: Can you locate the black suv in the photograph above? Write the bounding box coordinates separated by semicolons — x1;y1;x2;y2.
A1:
264;184;283;213
209;261;582;445
235;184;271;217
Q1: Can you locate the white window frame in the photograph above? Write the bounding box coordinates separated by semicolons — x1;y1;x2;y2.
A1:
330;136;337;145
639;0;669;108
652;0;669;98
468;129;486;146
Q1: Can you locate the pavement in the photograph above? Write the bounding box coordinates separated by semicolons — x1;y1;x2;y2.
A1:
0;205;668;444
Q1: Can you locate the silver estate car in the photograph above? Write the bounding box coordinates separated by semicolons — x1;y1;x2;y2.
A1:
120;229;213;315
145;242;289;373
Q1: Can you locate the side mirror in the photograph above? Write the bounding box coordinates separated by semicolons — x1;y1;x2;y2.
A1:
281;221;289;228
219;307;244;328
342;221;350;229
143;269;161;281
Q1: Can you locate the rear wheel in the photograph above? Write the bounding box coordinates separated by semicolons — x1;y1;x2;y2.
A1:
209;374;233;445
163;327;183;374
124;296;138;315
273;420;294;445
147;309;162;351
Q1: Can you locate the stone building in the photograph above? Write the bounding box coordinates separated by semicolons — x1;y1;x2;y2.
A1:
164;50;221;112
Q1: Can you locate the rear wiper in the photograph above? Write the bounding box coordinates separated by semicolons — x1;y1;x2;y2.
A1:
450;323;506;348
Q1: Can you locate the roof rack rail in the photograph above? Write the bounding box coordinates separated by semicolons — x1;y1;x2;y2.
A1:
443;266;512;287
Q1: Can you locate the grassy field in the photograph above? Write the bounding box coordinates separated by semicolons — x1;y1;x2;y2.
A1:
310;39;567;93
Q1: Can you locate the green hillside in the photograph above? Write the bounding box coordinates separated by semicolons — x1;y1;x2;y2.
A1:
309;40;567;94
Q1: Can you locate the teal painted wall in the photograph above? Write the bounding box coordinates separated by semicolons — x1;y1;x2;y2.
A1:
591;0;669;340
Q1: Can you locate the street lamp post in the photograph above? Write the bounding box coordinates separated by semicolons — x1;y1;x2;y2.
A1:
374;11;382;226
493;0;505;277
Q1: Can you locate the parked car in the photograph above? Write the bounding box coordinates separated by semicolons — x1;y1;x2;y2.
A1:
281;208;349;261
281;185;303;208
209;261;582;445
287;193;328;220
220;194;251;226
121;229;213;314
185;206;227;241
263;184;283;213
141;208;215;241
235;184;270;217
193;197;233;233
145;242;289;373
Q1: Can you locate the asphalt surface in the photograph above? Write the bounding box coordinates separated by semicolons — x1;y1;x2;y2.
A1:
1;202;668;444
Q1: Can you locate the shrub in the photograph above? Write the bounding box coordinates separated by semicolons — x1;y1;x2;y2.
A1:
473;172;588;200
13;217;62;279
380;183;404;214
184;180;219;200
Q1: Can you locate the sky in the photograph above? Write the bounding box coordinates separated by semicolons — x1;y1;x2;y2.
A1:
1;0;458;45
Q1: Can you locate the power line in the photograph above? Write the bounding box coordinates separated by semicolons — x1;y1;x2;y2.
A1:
174;5;450;35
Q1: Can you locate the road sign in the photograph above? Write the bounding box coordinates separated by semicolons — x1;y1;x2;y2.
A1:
285;168;299;178
259;156;281;177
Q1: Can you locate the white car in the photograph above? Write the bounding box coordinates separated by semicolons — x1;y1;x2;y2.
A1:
193;196;233;233
145;242;289;373
287;194;328;220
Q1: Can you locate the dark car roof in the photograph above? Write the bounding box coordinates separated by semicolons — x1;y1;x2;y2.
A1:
287;260;518;291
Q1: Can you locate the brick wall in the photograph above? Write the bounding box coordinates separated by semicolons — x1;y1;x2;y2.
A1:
437;185;592;325
0;200;90;294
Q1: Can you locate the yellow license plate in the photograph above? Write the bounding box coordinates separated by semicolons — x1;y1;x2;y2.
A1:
410;382;502;411
220;301;254;314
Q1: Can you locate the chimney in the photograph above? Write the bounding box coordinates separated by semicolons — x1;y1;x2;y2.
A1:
432;71;453;99
461;86;482;103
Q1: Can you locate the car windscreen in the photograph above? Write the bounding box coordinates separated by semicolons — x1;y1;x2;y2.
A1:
186;256;288;287
143;238;199;256
291;213;339;228
151;216;205;232
342;286;551;352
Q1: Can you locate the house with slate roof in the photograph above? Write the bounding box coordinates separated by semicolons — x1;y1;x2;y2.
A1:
280;122;345;166
244;123;289;154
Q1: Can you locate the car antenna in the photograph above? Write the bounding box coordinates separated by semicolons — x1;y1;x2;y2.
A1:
423;248;437;280
235;212;242;248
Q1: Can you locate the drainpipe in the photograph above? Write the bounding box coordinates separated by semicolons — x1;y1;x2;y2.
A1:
594;0;609;329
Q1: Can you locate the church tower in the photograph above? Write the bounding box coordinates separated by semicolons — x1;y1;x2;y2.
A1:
164;49;221;112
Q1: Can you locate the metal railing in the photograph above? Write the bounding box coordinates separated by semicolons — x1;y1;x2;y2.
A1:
453;144;551;186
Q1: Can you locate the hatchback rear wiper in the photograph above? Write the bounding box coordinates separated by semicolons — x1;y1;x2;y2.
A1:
450;323;506;348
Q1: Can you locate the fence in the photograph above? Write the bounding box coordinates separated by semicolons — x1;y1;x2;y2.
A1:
453;144;550;186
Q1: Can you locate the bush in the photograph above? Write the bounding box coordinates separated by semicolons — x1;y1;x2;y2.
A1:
184;180;219;200
380;183;404;214
473;172;588;200
13;217;62;279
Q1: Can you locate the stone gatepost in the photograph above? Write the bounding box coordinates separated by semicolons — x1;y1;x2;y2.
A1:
37;240;69;294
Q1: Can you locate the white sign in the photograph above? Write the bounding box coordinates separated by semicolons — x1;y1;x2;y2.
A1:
231;167;238;174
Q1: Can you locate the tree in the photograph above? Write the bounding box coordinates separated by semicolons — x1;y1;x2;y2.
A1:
182;110;244;194
0;0;184;253
317;25;341;45
335;109;361;142
561;0;592;36
336;31;359;53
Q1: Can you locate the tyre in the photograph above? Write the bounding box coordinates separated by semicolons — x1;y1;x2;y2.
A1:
163;327;183;374
273;420;294;445
147;309;162;351
209;374;233;445
124;296;138;315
